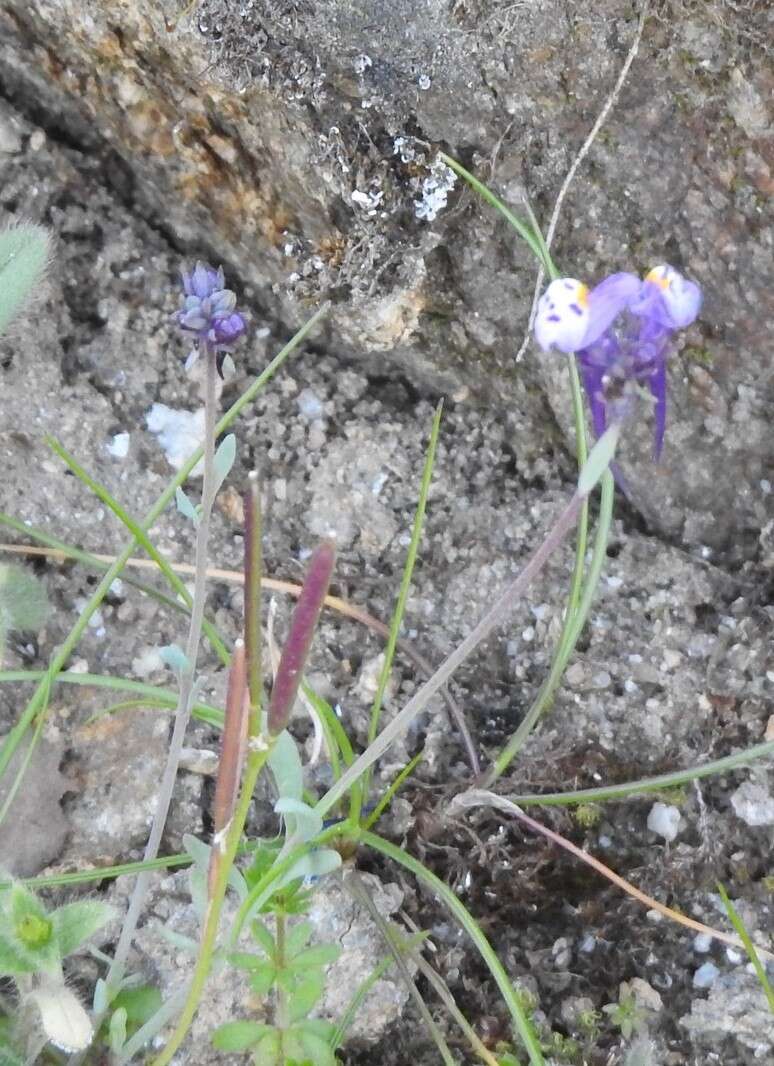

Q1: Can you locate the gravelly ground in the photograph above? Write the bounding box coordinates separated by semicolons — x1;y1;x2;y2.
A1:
0;62;773;1066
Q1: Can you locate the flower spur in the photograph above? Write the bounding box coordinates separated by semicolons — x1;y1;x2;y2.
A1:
535;265;702;459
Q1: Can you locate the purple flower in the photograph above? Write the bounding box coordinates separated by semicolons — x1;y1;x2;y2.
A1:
535;265;702;458
175;262;247;370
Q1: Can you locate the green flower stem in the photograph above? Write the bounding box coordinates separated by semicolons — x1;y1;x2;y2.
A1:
0;670;224;727
315;490;586;821
43;438;231;666
150;740;273;1066
484;467;614;785
0;302;328;784
109;343;220;989
562;357;590;626
508;738;774;806
354;402;455;824
439;154;551;273
718;883;774;1015
361;830;544;1066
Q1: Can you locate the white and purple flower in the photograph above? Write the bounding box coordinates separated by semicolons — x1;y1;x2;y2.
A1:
535;265;702;458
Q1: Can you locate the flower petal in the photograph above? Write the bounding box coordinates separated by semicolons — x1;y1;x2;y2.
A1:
534;278;590;353
578;361;608;439
643;264;702;328
582;272;642;347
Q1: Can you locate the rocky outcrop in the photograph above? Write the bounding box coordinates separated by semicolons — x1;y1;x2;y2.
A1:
0;0;772;554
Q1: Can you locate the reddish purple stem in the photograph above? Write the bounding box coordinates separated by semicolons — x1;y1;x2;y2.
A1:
212;641;248;839
267;540;336;736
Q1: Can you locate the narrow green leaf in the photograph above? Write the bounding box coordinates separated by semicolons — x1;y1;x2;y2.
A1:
211;1021;269;1052
268;729;303;802
253;1029;281;1059
287;970;325;1023
108;1007;127;1054
213;433;237;489
52;900;115;957
111;985;163;1031
158;644;191;676
273;849;341;896
285;920;313;959
0;224;51;337
287;943;340;971
247;961;277;997
174;487;199;525
717;882;774;1014
275;797;323;843
250;918;276;958
294;1027;338;1066
577;422;621;497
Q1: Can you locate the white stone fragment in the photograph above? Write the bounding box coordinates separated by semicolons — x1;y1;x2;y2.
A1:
693;962;720;988
107;431;130;458
146;403;204;476
647;802;682;842
693;933;713;953
730;780;774;826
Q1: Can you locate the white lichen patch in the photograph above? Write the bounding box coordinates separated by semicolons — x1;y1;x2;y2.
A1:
415;157;456;222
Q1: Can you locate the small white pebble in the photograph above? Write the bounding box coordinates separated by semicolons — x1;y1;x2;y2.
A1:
107;432;130;458
579;934;596;953
693;933;713;953
417;74;432;90
725;947;742;964
693;962;719;988
521;626;535;642
647;802;682;842
296;388;324;420
68;658;89;674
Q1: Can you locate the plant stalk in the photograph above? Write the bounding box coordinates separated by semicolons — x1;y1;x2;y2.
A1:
108;343;220;989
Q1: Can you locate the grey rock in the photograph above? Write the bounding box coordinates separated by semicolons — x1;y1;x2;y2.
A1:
0;734;68;876
681;970;774;1060
0;0;771;550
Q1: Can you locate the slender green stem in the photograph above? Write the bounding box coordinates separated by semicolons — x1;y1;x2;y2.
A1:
347;872;456;1066
44;438;230;665
361;830;544;1066
151;480;268;1065
363;752;423;830
150;741;270;1066
109;343;220;989
0;302;327;784
484;468;614;785
563;358;590;623
355;403;448;822
316;492;585;820
717;883;774;1015
439;153;550;271
0;669;51;830
0;670;224;727
508;738;774;806
407;947;501;1066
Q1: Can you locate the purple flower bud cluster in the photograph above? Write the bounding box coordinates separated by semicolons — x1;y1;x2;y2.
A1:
175;262;246;369
535;265;702;459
